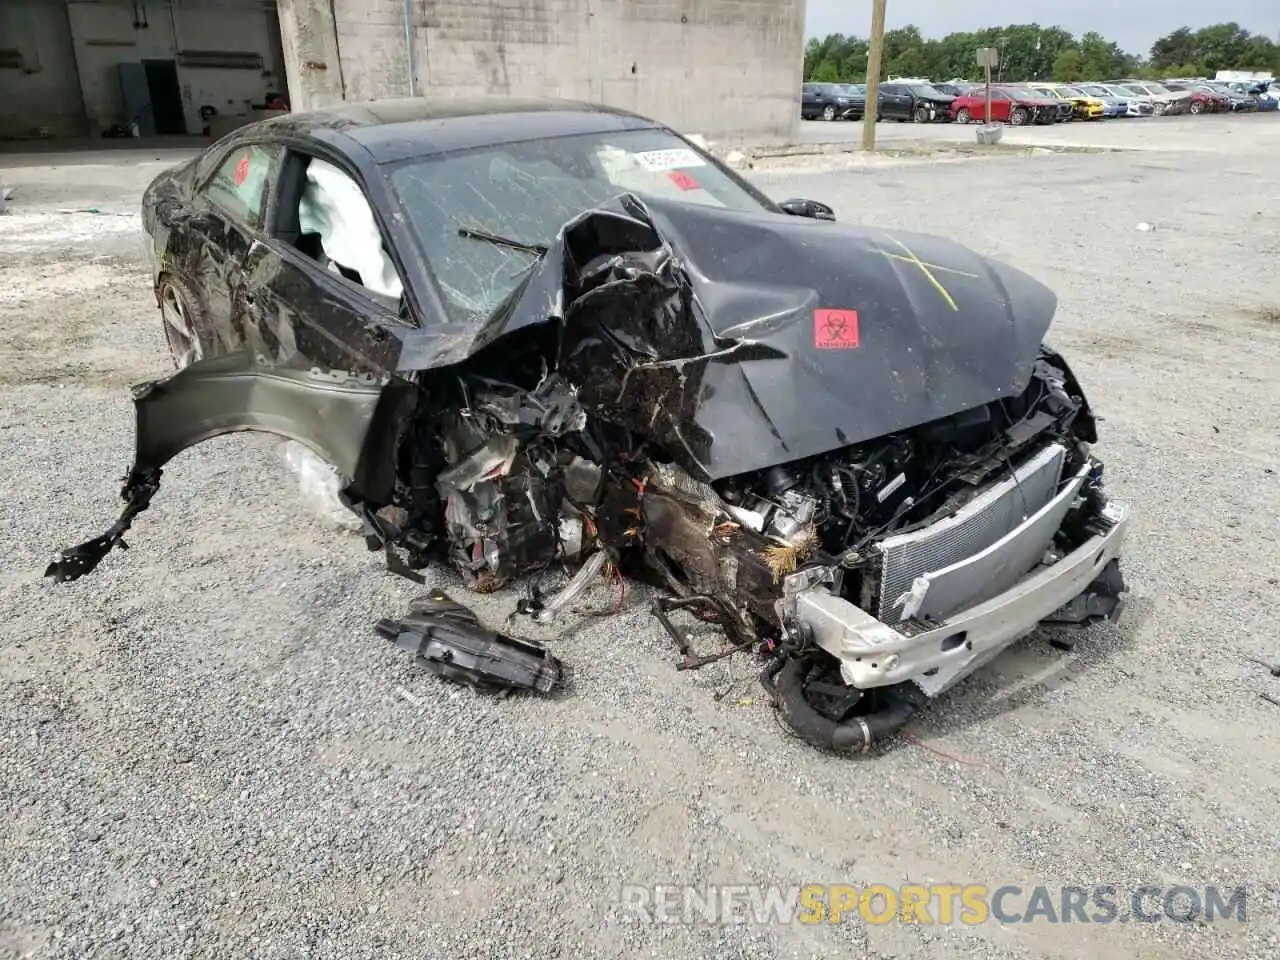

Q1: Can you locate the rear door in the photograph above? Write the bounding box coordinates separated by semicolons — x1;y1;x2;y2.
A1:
888;84;915;118
987;89;1011;122
801;84;818;115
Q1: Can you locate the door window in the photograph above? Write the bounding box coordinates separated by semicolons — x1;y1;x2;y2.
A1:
282;154;405;302
202;143;282;227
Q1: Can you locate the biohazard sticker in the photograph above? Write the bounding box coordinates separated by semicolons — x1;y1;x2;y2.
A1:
666;170;701;191
634;148;707;171
234;154;250;186
814;309;859;349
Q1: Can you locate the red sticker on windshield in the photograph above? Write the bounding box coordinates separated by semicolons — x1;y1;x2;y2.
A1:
234;154;250;185
666;170;700;191
814;309;860;349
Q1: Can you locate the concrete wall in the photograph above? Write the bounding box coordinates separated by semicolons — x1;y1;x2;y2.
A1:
285;0;805;142
0;1;86;138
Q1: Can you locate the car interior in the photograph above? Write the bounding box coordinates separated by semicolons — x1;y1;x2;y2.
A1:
272;151;404;303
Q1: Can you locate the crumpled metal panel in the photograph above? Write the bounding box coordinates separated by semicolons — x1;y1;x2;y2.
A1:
398;192;1059;482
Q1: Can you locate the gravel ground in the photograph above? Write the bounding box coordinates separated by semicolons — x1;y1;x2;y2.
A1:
1;126;1278;960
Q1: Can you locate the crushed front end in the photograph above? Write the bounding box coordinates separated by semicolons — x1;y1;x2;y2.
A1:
47;192;1131;753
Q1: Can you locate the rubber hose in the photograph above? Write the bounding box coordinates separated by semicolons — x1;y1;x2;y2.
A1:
767;656;923;753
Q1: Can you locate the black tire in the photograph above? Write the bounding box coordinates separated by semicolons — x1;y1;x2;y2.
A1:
1010;107;1029;126
914;104;931;123
157;274;211;369
1189;99;1203;115
956;107;972;124
822;104;836;121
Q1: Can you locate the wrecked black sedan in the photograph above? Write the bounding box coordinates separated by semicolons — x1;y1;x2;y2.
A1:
48;97;1130;753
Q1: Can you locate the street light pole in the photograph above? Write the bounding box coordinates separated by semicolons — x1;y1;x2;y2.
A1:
861;0;888;151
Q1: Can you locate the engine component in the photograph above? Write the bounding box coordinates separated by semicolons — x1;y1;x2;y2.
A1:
761;656;927;753
376;590;569;694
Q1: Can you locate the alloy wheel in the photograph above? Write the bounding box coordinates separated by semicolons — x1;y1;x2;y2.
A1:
160;281;203;369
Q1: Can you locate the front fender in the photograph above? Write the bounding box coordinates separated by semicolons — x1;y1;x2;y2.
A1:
45;351;419;582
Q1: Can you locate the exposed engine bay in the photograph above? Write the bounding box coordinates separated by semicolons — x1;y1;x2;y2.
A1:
44;192;1130;754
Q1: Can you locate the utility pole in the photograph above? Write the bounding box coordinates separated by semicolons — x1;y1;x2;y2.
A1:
861;0;888;151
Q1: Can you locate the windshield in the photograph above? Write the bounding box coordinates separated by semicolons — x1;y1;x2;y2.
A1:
1002;87;1041;99
1057;86;1086;97
842;84;866;94
907;84;948;97
1030;87;1059;98
1080;85;1112;97
388;128;772;320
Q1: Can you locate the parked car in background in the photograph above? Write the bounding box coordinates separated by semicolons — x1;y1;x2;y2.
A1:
1023;85;1076;122
1163;81;1227;113
933;82;977;97
950;87;1056;125
1094;83;1155;117
1032;84;1105;119
1246;84;1280;110
801;83;860;121
997;86;1068;123
1113;80;1191;115
1076;84;1131;117
837;84;869;119
877;82;956;122
1221;81;1278;110
1195;81;1258;111
1053;85;1119;118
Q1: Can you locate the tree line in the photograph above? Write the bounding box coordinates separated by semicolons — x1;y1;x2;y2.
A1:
804;22;1280;84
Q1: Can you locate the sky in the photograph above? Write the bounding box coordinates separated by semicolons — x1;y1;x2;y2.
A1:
805;0;1279;58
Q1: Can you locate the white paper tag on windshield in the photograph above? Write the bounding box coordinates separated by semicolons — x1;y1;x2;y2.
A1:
633;148;707;171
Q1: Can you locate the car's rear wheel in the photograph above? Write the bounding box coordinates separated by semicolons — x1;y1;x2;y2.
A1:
822;104;836;121
1010;107;1029;126
956;107;972;123
158;275;208;369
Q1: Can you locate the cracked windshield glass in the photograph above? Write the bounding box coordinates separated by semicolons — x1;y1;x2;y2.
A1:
389;129;770;319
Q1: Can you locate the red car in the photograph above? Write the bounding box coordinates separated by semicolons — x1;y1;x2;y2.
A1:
949;87;1059;125
1162;82;1228;114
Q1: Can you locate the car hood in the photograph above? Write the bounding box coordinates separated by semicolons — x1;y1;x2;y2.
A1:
409;194;1055;481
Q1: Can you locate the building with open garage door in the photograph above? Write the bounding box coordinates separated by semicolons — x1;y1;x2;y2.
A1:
0;0;290;140
1;0;805;144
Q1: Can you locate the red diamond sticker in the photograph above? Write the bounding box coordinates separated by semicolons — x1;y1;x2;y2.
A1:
814;309;859;349
666;170;700;191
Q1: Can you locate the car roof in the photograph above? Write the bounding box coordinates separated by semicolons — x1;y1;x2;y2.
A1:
251;96;664;164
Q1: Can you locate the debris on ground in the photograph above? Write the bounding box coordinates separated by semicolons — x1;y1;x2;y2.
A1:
376;589;570;695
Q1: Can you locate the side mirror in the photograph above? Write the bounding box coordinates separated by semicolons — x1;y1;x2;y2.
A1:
779;198;836;222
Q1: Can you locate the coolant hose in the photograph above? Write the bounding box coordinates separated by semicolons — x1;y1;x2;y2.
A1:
764;656;923;753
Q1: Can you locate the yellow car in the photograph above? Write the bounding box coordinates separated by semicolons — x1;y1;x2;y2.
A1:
1031;84;1106;120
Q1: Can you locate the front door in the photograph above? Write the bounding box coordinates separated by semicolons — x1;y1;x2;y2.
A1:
240;149;410;376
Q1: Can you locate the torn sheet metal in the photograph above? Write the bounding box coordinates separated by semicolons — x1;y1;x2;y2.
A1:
45;352;417;582
376;590;569;694
434;373;588;586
